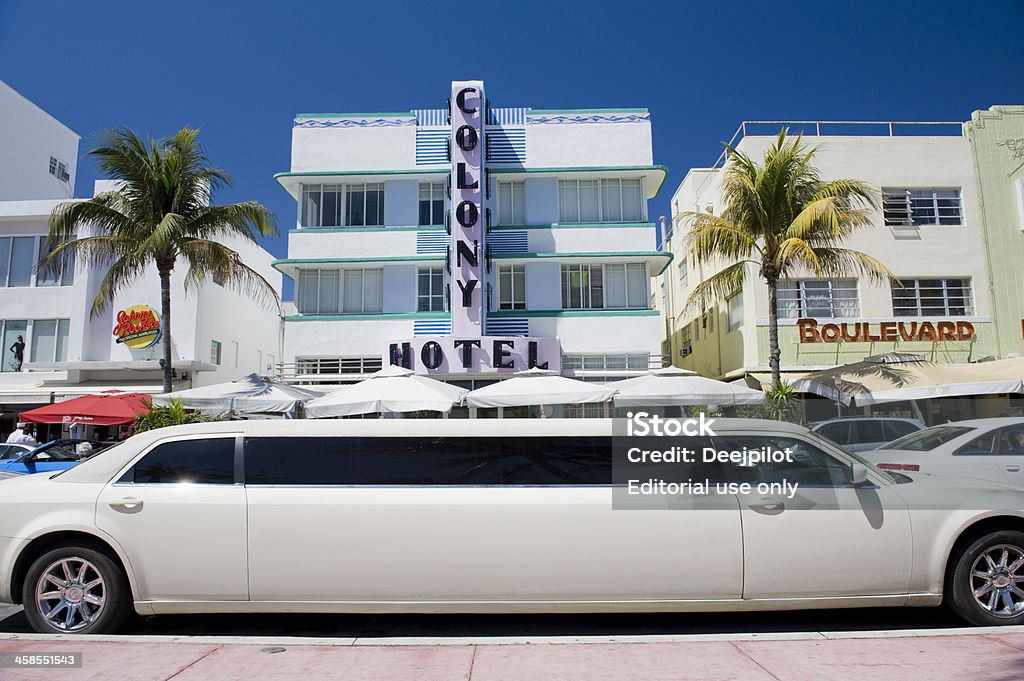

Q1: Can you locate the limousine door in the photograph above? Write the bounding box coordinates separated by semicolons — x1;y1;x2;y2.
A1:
244;435;745;604
94;435;249;602
714;434;913;600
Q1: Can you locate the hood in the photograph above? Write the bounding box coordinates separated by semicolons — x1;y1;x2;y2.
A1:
890;471;1024;511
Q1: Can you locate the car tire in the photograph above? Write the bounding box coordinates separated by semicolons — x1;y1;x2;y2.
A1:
22;545;131;634
948;530;1024;626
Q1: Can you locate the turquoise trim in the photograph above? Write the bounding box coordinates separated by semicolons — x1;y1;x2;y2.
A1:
289;225;447;234
275;169;448;180
274;255;444;265
489;223;655;231
295;112;412;119
284;312;449;322
529;108;648;114
489;309;660;318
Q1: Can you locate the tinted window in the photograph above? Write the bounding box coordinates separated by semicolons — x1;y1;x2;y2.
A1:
713;435;853;487
816;422;850;444
879;426;974;451
503;436;611;485
0;445;24;460
996;425;1024;456
883;420;920;440
853;420;885;444
955;432;997;456
244;436;611;485
131;438;235;484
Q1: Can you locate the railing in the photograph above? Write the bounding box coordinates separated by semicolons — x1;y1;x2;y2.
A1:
711;119;966;170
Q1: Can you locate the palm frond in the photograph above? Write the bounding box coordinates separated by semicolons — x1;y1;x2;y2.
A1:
808;247;896;285
682;261;749;314
178;238;281;311
90;255;150;317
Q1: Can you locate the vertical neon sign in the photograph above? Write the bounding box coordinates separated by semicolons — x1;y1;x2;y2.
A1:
450;80;485;337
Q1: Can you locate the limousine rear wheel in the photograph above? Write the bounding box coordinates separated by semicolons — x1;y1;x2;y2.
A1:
949;530;1024;626
22;545;130;635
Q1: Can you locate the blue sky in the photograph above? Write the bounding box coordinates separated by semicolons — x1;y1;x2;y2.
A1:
2;0;1022;266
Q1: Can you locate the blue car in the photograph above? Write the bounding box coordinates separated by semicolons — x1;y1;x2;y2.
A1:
0;440;85;475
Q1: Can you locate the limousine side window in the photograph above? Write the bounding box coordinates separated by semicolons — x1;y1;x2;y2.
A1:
713;436;853;487
243;436;612;485
124;438;235;484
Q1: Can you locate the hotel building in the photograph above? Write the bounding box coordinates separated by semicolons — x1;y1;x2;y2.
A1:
656;118;1022;418
274;80;670;404
0;80;282;433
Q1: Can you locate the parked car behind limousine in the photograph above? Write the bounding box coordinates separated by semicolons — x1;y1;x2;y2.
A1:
0;439;92;476
1;418;1023;634
810;416;925;451
860;417;1024;488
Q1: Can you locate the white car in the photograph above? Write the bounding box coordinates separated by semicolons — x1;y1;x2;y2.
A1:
1;418;1023;634
862;417;1024;488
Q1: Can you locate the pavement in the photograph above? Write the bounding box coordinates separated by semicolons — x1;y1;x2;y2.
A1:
1;628;1023;680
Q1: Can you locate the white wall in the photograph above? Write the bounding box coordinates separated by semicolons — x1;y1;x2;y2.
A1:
0;81;79;201
526;119;653;168
291;123;415;172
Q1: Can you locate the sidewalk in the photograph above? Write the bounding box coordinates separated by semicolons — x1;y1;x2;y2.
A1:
1;628;1023;681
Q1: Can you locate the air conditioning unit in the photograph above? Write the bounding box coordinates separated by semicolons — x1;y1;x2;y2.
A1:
679;346;692;358
58;170;70;182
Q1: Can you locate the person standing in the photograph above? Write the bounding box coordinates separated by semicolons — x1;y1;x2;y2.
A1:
9;335;25;371
6;423;37;446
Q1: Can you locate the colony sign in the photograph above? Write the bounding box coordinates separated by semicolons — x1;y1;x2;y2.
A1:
384;80;561;374
797;318;976;343
113;305;162;349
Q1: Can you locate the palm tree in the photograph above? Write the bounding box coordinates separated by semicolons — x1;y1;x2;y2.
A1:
39;128;278;393
682;130;895;389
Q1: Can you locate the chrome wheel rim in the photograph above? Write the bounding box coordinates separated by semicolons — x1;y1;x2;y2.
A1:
35;557;106;632
970;544;1024;619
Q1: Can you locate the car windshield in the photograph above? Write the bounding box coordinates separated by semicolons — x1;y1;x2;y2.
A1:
33;442;80;462
878;425;975;451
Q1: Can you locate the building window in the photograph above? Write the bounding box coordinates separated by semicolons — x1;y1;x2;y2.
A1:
679;260;688;287
558;178;644;224
727;293;743;331
301;183;385;227
418;182;445;226
496;181;526;226
497;265;526;310
560;263;647;310
778;279;859;319
0;320;28;372
297;268;383;314
417;267;445;312
211;340;222;365
0;237;37;287
48;156;68;181
562;353;652;371
891;278;974;316
35;236;75;287
680;324;692;357
296;356;383;377
30;319;70;363
883;188;963;226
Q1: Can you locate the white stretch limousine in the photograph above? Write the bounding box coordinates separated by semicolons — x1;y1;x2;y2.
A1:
1;418;1023;634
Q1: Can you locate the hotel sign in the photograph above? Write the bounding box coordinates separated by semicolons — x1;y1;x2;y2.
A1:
797;318;976;343
385;80;561;374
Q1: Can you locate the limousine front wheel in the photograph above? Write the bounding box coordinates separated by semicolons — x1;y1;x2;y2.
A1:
22;546;130;634
949;530;1024;626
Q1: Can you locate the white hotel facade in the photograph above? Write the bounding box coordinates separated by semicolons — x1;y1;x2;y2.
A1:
276;80;670;401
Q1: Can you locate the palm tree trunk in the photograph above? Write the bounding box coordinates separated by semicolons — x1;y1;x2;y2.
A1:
767;276;781;390
159;267;173;393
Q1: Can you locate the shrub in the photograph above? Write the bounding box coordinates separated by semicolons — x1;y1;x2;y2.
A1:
134;398;208;433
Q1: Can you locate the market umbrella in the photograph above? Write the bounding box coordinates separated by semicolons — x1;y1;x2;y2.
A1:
464;368;617;408
610;366;767;406
304;365;468;417
20;391;151;426
791;353;1024;407
153;373;322;414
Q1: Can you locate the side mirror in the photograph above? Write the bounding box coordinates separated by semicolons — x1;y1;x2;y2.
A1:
851;463;871;487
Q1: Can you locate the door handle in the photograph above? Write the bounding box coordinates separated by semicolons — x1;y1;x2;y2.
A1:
749;497;785;514
1006;466;1022;473
109;497;144;513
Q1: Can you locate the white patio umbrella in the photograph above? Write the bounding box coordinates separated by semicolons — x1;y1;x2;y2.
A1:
792;353;1024;407
153;373;323;414
611;366;767;406
465;368;617;409
304;365;468;418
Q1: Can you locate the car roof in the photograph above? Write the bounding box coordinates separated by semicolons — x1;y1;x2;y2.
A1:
919;417;1024;429
812;416;923;425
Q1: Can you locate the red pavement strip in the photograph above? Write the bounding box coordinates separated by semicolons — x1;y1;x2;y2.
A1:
0;633;1023;681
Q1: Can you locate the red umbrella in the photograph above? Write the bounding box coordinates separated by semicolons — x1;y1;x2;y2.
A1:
20;392;152;426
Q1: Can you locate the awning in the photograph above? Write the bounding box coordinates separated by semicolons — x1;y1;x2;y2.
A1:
304;365;467;417
609;367;767;406
20;392;151;426
154;374;322;414
465;368;617;408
